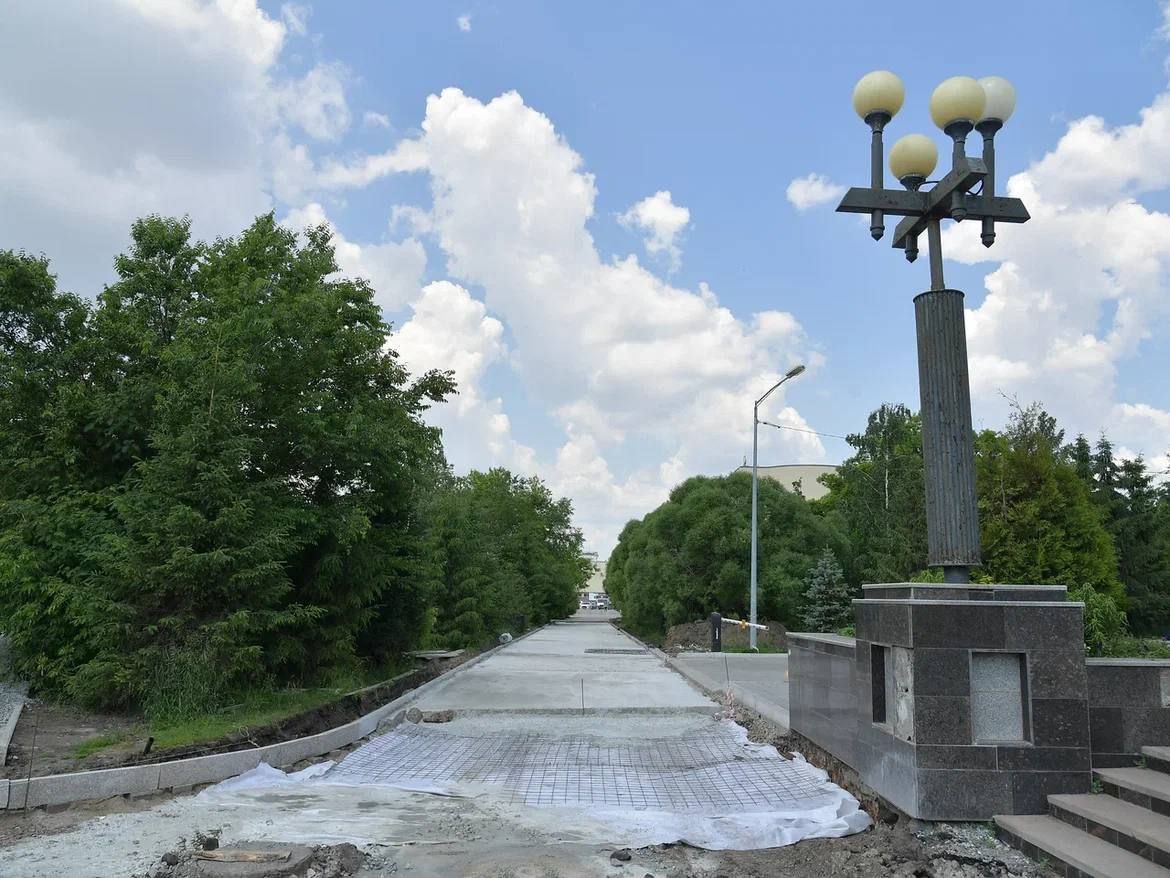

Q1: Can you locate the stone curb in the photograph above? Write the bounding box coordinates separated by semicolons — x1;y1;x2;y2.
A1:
0;699;23;767
3;623;547;811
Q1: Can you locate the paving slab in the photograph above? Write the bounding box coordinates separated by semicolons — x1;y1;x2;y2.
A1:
670;652;789;727
414;622;714;712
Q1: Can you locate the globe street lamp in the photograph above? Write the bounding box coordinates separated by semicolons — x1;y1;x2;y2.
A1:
836;72;1029;582
750;363;805;649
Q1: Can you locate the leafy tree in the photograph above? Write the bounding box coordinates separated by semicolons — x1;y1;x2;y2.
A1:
1108;458;1170;634
1066;433;1170;634
976;404;1121;598
0;215;456;711
1070;585;1126;656
801;548;854;632
817;403;926;583
427;468;589;648
608;472;849;637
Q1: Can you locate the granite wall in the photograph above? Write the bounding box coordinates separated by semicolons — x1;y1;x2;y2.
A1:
788;634;858;768
1086;659;1170;768
789;584;1096;820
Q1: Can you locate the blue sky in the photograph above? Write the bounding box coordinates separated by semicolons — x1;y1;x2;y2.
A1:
3;1;1169;552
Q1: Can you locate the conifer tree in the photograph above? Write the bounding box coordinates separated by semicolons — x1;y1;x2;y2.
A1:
801;548;853;632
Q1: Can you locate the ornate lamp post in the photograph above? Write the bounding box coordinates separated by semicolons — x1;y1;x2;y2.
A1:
836;72;1029;583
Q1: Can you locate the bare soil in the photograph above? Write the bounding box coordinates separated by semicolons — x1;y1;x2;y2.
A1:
636;823;1055;877
661;619;788;654
662;705;1057;878
2;653;479;780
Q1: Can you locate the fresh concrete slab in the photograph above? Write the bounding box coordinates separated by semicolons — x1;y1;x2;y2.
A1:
995;814;1169;878
413;622;716;713
669;652;789;728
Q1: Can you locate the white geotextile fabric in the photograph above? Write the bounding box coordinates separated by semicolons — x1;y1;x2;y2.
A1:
204;720;870;850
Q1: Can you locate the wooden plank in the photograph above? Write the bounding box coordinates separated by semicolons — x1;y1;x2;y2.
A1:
195;849;291;863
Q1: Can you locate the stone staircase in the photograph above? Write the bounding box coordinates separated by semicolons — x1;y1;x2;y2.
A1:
995;746;1170;877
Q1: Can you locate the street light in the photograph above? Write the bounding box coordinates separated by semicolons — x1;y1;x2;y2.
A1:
836;72;1029;582
750;363;805;650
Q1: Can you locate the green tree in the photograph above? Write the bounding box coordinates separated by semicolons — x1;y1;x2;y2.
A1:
817;403;926;583
0;215;456;711
1111;458;1170;634
1069;585;1126;656
801;548;854;632
608;472;849;637
427;468;589;648
976;404;1121;598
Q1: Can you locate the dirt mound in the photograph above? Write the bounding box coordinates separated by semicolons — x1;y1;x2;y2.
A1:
662;618;787;654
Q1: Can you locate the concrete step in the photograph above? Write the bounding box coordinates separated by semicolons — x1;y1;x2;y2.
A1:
995;814;1170;878
1095;767;1170;816
1144;746;1170;775
1050;793;1170;869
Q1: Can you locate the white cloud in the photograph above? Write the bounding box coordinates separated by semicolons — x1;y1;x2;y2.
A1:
282;203;427;312
941;76;1170;466
332;89;822;551
280;2;310;36
319;140;429;187
618;190;690;272
786;173;846;211
278;63;351;141
363;111;391;129
393;282;537;472
0;0;355;294
456;14;472;32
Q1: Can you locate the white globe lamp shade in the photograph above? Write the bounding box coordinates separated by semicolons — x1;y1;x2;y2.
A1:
889;134;938;182
929;76;987;129
852;70;905;120
978;76;1016;123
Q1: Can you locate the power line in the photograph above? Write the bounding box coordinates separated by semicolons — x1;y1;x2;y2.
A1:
758;419;850;441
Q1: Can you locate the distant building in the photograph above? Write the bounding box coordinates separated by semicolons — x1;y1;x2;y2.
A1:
733;463;838;501
581;558;607;595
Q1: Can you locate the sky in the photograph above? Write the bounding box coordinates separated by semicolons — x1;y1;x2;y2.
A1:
2;0;1169;555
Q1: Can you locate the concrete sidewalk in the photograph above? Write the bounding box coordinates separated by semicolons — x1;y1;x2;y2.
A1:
665;652;790;729
413;620;717;713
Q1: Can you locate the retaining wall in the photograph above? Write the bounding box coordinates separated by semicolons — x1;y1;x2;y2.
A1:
1086;658;1170;768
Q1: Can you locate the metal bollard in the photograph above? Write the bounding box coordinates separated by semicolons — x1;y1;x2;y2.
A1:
709;612;722;652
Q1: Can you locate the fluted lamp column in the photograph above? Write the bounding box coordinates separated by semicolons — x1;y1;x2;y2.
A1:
835;71;1030;582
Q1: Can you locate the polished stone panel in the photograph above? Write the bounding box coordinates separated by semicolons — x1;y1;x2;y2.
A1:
1003;604;1083;650
1032;699;1091;748
911;602;1005;649
971;652;1025;742
1028;650;1089;700
916;744;997;770
914;695;972;745
917;769;1012;819
913;648;970;697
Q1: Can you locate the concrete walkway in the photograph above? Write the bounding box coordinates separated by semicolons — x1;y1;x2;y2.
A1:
0;620;861;877
415;620;715;713
668;652;790;729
